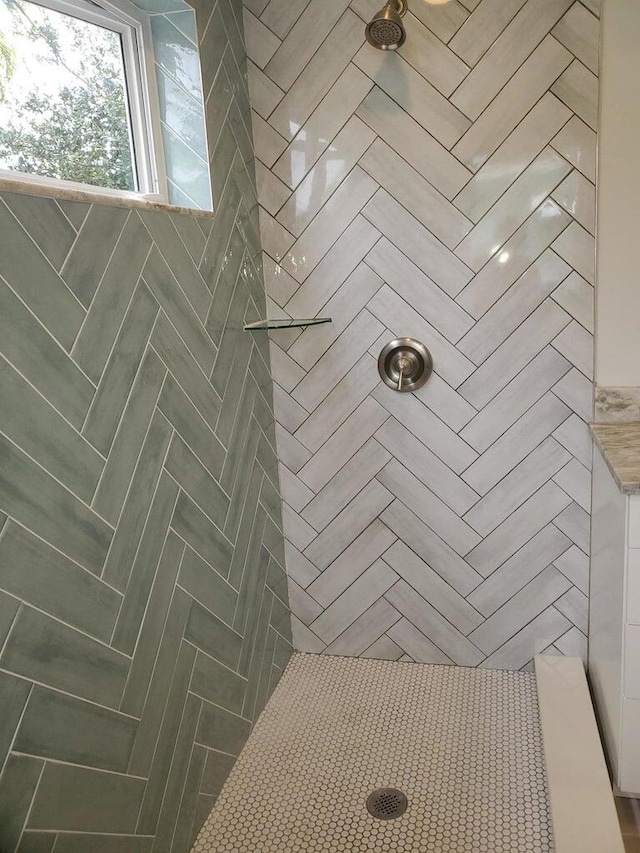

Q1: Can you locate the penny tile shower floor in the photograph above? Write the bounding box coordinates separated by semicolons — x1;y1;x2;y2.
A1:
193;653;554;852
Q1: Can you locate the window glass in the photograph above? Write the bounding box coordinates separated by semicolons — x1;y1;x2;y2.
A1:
0;0;137;191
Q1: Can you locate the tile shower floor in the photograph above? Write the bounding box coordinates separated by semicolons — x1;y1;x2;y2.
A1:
193;653;554;852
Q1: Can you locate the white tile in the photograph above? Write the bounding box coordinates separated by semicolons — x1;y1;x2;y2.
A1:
376;418;480;515
260;0;313;39
303;479;393;570
625;626;640;699
551;271;594;332
462;391;572;496
449;0;527;67
404;0;468;42
553;543;589;594
468;524;571;617
399;13;470;97
454;93;571;222
302;437;390;532
552;221;595;284
279;462;314;512
353;46;471;148
464;437;571;537
265;0;352;91
285;539;320;588
451;0;573;120
244;0;270;16
554;586;589;635
360;139;473;251
551;169;596;234
307;519;396;607
252;111;288;168
461;346;571;453
552;413;592;471
552;59;599;130
366;238;474;344
255;160;291;216
621;699;640;794
459;300;571;410
287;577;323;624
378;459;481;557
368;285;475;390
294;354;381;453
287;263;383;371
273;64;373;189
553;367;593;423
283;501;317;551
298;396;388;493
275;422;311;476
552;1;600;75
554;501;590;554
458;249;571;366
323;598;401;656
456;199;571;319
413;373;477;434
277;116;375;236
363;190;473;298
273;386;309;433
356;87;472;200
453;35;572;171
269;340;305;392
243;8;281;68
455;148;572;271
259;208;295;262
551;115;597;183
552;319;594;380
553;458;592;513
360;634;404;661
262;254;299;307
285;215;380;318
290;615;325;652
386;619;453;665
269;10;364;140
626;549;640;624
481;606;570;670
292;309;383;412
470;565;571;651
381;500;482;596
281;168;377;283
629;498;640;548
248;60;284;119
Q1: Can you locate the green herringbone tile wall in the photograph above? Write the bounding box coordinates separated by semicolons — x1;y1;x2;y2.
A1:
0;2;293;851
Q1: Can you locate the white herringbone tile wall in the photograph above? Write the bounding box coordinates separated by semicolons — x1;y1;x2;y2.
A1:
246;0;598;670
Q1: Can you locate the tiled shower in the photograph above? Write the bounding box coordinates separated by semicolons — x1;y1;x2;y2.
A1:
0;0;599;850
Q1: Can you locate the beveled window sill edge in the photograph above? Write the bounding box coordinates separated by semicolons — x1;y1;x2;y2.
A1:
0;177;215;219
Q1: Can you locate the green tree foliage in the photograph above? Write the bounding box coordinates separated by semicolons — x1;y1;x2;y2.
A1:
0;0;135;190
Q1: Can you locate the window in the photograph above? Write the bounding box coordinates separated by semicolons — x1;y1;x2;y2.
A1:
0;0;167;198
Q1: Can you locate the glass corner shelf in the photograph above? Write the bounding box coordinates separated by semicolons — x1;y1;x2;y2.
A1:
244;318;332;332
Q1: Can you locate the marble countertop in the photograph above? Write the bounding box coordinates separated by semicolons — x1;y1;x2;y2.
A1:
591;422;640;495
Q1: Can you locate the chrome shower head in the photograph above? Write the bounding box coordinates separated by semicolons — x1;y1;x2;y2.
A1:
365;0;407;50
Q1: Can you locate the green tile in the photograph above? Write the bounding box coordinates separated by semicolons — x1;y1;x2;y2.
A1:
220;381;256;494
227;462;264;589
237;545;270;676
0;754;43;852
242;585;273;719
197;701;250;755
190;650;245;716
139;211;211;318
92;348;167;525
199;750;236;798
135;643;196;833
126;590;192;774
254;626;278;719
270;593;292;642
190;795;214;848
224;414;260;542
165;9;197;44
210;119;237;210
2;606;129;708
0;434;112;575
263;514;286;570
165;435;229;532
118;532;184;717
0;671;31;768
60;205;130;307
0;199;85;350
14;687;137;773
0;521;120;642
169;213;206;264
233;514;267;640
16;831;56;853
171;492;233;577
273;632;293;671
184;600;242;671
178;547;236;626
0;590;20;647
161;125;212;211
158;375;225;476
27;764;145;833
72;213;152;383
207;224;245;345
57;198;89;229
0;358;103;504
142;247;215;375
214;332;254;452
266;555;288;603
168;743;206;853
52;836;151;853
260;474;282;529
198;177;240;297
3;192;76;273
111;472;180;656
83;284;159;456
149;312;221;428
101;410;173;591
0;281;94;430
198;5;227;103
150;14;202;99
209;264;249;400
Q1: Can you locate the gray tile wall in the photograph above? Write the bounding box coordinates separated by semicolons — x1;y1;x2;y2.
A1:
0;1;292;851
248;0;598;669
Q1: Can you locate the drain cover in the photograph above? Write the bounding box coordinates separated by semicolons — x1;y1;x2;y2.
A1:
366;788;408;820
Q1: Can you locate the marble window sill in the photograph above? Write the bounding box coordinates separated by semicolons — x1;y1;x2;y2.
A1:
591;422;640;495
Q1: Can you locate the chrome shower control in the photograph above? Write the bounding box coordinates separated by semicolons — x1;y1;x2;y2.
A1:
378;338;433;393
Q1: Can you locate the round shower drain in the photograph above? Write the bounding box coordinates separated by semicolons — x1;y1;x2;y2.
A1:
366;788;408;820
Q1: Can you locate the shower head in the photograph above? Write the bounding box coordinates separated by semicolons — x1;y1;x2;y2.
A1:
365;0;407;50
